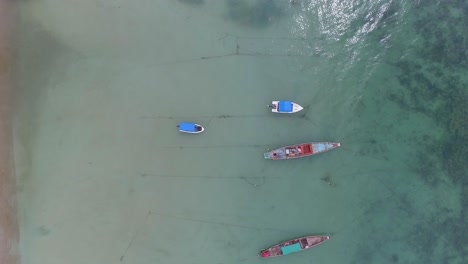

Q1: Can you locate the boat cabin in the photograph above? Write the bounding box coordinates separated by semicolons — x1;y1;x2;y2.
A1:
278;101;293;112
179;122;197;132
300;238;309;247
280;243;303;255
285;144;312;157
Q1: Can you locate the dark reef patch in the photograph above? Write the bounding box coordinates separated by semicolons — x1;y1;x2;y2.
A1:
177;0;205;6
385;0;468;262
225;0;284;28
385;0;467;187
390;253;399;263
354;0;467;263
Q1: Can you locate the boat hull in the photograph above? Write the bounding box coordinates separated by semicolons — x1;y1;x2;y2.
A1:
270;101;303;113
260;235;330;258
264;142;341;160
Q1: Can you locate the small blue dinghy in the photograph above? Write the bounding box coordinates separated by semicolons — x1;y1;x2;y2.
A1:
177;122;204;134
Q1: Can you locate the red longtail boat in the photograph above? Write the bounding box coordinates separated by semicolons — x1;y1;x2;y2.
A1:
264;142;341;160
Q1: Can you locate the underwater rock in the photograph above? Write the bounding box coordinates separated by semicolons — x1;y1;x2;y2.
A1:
177;0;205;6
225;0;284;28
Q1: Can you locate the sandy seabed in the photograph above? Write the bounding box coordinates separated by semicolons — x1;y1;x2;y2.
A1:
0;0;19;263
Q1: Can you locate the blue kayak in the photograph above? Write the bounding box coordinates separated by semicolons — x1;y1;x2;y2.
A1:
178;122;204;134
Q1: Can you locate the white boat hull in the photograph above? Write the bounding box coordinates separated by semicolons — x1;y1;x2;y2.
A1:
270;101;303;113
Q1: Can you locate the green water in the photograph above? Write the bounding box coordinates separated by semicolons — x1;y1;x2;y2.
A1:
12;0;467;264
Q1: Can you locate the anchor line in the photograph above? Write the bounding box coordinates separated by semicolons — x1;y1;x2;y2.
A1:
149;211;289;233
139;173;282;179
152;144;268;149
140;114;310;121
140;114;270;119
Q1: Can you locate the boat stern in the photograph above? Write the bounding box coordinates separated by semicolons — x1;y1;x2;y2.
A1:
259;250;271;258
270;101;279;113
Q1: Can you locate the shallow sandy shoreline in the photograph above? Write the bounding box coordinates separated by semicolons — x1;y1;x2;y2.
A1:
0;0;19;263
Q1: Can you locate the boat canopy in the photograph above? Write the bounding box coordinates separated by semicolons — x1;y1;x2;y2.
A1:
278;101;293;112
280;243;302;255
179;122;197;132
313;143;327;152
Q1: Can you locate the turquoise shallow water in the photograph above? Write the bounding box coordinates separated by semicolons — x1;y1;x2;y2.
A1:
12;0;467;264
